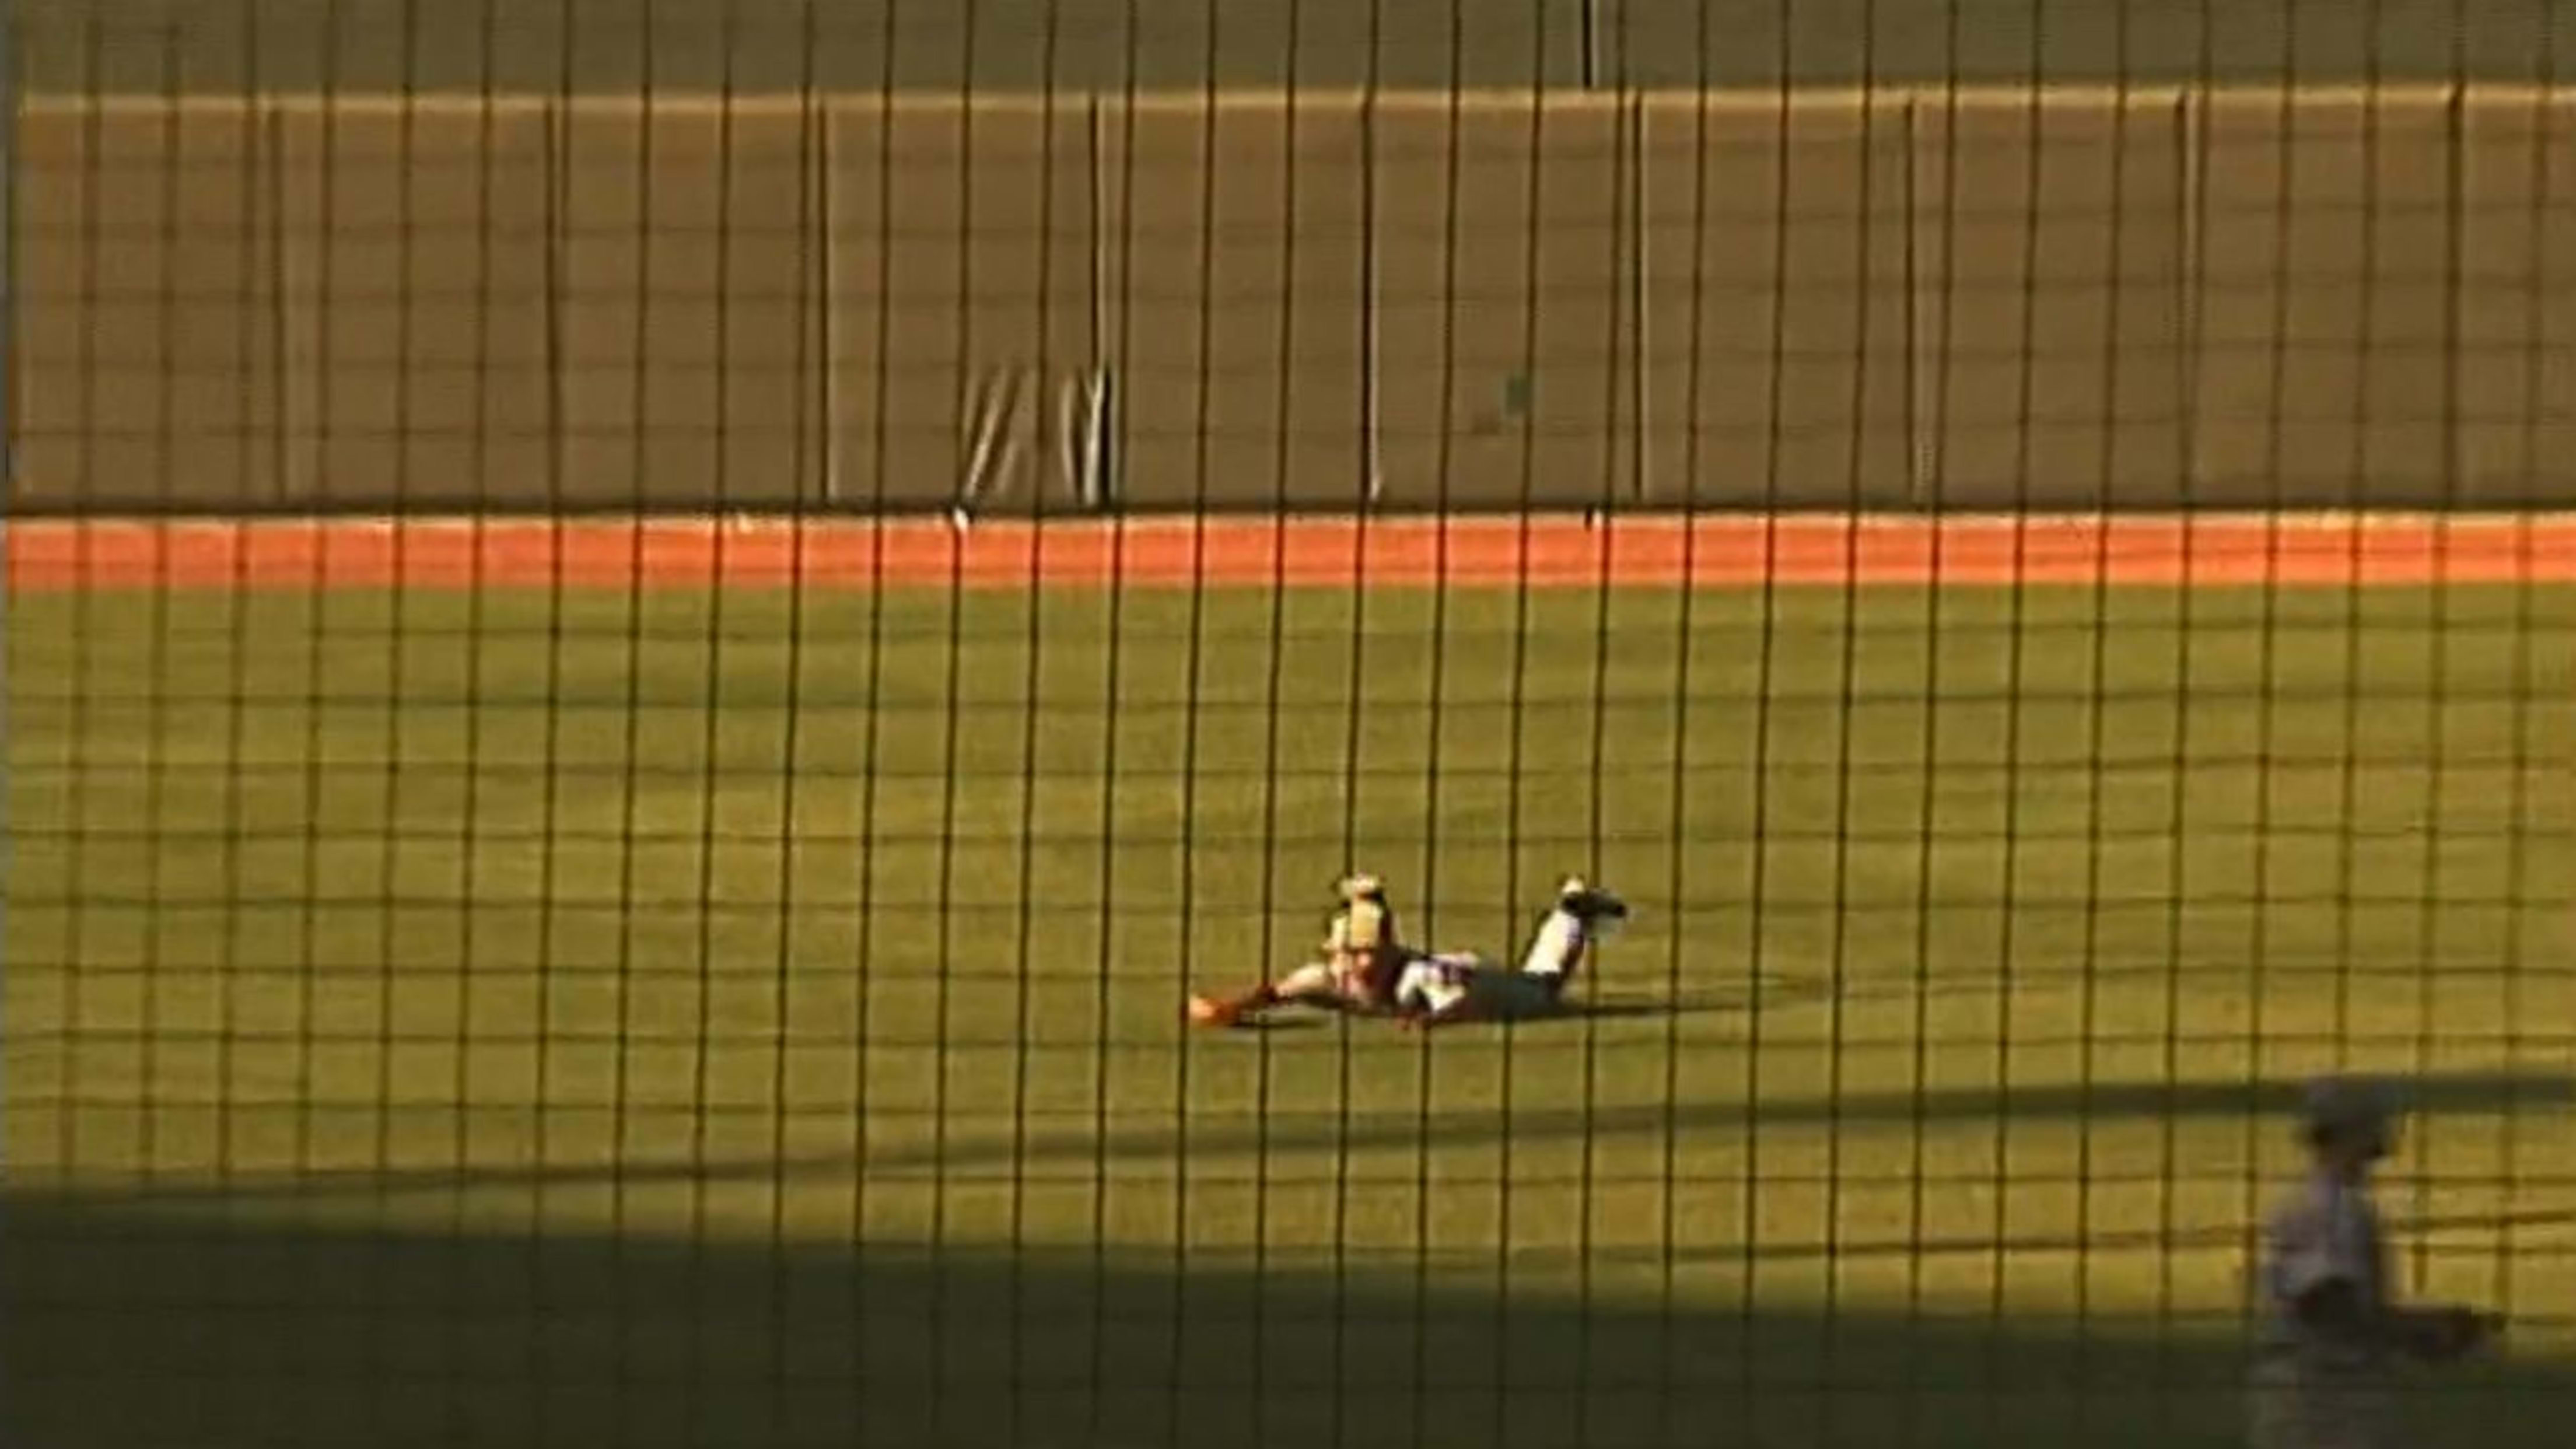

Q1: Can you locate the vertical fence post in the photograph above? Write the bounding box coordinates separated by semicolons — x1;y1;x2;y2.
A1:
2178;86;2204;502
1631;89;1648;503
1363;86;1385;505
1903;93;1929;508
1;0;14;516
1087;90;1123;511
818;92;840;505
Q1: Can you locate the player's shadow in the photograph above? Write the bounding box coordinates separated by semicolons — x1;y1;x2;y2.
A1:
7;1185;2574;1449
1546;997;1686;1022
1218;1009;1332;1031
1518;973;1843;1025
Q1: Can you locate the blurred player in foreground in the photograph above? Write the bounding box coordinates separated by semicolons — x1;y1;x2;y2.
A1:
2249;1076;2501;1449
1390;877;1629;1030
1185;873;1407;1028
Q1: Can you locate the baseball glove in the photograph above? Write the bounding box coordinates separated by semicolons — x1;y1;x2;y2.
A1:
2409;1306;2500;1363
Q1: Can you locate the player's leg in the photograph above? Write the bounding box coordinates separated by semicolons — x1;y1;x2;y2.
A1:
1514;940;1581;1010
1398;955;1572;1031
1393;956;1472;1025
1401;953;1524;1030
1518;961;1570;1000
1469;967;1565;1022
2245;1357;2301;1449
2248;1364;2394;1449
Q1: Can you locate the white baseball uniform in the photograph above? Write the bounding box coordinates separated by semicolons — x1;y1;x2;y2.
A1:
2249;1170;2398;1449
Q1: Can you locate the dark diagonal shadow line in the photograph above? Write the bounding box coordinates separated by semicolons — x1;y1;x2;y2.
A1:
28;1070;2574;1212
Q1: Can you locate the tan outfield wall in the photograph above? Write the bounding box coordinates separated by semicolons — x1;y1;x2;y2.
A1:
11;88;2574;513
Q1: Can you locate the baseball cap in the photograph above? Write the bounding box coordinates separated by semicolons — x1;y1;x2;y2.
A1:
2299;1075;2400;1138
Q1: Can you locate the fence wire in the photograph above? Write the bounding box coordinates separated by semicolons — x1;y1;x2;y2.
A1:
5;5;2574;1449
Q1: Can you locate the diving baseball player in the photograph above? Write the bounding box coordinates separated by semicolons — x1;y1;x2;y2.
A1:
2248;1075;2501;1449
1390;877;1629;1029
1185;873;1408;1027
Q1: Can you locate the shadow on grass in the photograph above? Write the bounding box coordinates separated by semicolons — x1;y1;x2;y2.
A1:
1550;998;1709;1024
1539;983;1832;1023
1819;954;2562;1008
1219;1015;1332;1034
993;1071;2576;1178
34;1073;2576;1217
7;1189;2574;1449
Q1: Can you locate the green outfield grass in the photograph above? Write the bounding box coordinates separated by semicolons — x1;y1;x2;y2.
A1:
6;580;2575;1448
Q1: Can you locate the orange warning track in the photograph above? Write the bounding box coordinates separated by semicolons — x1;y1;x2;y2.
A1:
5;515;2570;591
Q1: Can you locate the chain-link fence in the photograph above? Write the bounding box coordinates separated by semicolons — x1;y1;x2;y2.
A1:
6;5;2572;1448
